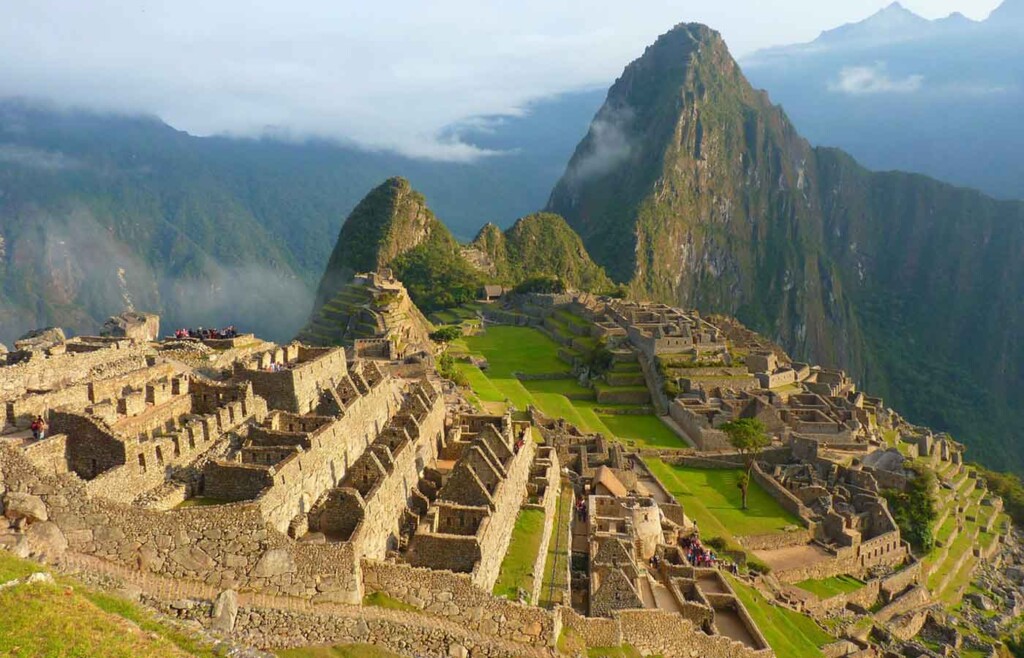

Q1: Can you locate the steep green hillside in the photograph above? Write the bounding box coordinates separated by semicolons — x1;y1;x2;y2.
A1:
470;212;612;291
310;177;484;316
309;183;614;329
548;23;1024;471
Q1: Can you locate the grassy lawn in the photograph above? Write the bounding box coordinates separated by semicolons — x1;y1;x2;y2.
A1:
645;460;801;538
277;645;404;658
539;487;573;609
597;413;683;450
493;508;547;602
453;326;687;449
454;363;505;402
455;326;569;376
0;552;217;658
794;575;865;599
727;575;834;658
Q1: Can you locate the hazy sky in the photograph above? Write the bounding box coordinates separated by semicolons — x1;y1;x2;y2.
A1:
0;0;1004;159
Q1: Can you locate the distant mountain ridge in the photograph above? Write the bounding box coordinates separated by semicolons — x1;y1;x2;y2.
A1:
548;22;1024;471
0;92;603;344
741;0;1024;201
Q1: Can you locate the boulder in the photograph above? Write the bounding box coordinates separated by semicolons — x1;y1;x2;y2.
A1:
25;521;68;560
14;327;65;352
169;546;216;572
253;548;296;578
101;312;160;342
967;592;995;611
211;589;239;633
3;492;48;523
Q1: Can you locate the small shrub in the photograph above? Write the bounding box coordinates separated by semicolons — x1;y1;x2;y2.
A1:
436;351;469;387
704;536;728;552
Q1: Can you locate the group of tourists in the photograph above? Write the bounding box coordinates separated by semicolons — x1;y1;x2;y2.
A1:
681;534;718;568
173;326;239;341
575;498;589;522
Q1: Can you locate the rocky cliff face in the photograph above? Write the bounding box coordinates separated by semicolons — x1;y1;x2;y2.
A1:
548;23;1024;469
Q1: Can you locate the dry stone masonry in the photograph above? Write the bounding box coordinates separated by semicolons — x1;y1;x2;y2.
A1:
0;279;1017;657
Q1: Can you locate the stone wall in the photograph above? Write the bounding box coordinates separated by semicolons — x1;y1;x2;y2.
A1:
0;340;151;409
21;433;69;476
214;601;544;658
472;438;536;590
616;609;771;657
750;462;814;526
873;585;930;623
803;579;881;616
527;449;560;605
594;387;651;405
8;383;92;429
52;410;126;478
668;401;731;451
560;607;621;648
361;560;557;647
879;559;921;601
235;346;348;414
740;528;814;551
0;446;362;603
253;377;404;533
80;392;266;505
348;387;445;559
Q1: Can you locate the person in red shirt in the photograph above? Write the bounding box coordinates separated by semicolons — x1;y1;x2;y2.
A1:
30;415;46;441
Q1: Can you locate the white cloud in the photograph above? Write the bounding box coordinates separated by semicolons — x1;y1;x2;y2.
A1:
566;104;635;184
829;64;924;94
0;1;994;160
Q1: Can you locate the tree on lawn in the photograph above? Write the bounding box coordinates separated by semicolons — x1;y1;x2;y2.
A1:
721;418;771;510
429;326;462;344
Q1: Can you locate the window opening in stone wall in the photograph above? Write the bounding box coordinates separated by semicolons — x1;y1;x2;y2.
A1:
138;453;146;472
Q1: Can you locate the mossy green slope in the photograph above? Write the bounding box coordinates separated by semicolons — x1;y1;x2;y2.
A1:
312;177;457;312
548;22;1024;472
470;212;612;291
311;182;614;322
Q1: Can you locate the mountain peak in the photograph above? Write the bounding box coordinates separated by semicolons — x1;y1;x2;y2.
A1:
988;0;1024;25
311;176;450;313
814;1;930;45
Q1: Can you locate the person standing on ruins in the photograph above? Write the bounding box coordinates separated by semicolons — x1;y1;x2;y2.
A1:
30;415;46;441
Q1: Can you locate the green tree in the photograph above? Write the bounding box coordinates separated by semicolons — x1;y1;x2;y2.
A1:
882;465;938;553
721;418;771;510
435;351;469;387
429;326;462;344
513;274;565;295
582;339;614;377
